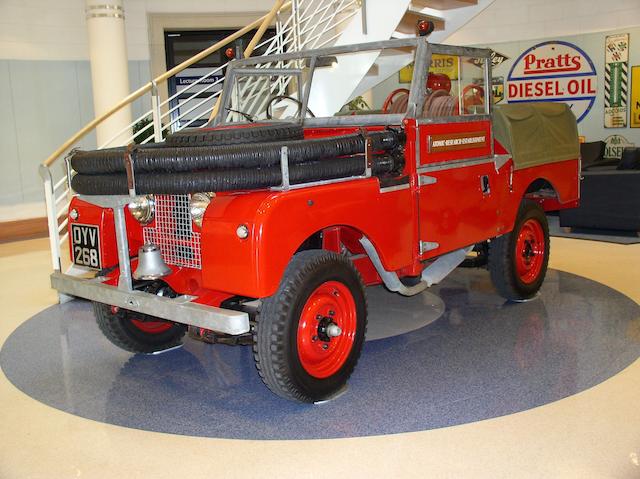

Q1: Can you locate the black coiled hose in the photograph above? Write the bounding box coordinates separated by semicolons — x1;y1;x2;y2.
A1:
71;154;398;195
70;131;401;175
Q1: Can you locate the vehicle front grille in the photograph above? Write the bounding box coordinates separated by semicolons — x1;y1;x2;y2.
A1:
142;194;202;269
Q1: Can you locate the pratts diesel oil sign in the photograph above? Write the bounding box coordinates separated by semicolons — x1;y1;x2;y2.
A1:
506;41;597;123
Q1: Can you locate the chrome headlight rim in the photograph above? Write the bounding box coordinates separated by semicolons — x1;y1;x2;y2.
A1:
127;195;155;225
189;192;214;228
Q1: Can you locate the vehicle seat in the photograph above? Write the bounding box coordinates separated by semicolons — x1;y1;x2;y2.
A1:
618;147;640;170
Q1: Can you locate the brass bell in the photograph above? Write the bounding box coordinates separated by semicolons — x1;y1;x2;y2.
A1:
133;244;171;280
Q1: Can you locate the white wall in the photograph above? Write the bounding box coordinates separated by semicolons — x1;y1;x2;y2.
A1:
447;0;640;46
0;59;150;209
0;0;88;61
3;0;530;62
0;0;273;61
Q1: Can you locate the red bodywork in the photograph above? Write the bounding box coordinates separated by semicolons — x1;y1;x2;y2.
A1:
68;121;579;306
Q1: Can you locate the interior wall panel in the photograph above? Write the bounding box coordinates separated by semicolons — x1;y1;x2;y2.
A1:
0;61;23;205
0;60;150;213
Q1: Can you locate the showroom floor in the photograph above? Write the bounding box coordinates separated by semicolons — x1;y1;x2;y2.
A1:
1;236;639;478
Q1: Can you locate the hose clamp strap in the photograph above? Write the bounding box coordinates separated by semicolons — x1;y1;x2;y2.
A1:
358;127;373;178
123;143;137;197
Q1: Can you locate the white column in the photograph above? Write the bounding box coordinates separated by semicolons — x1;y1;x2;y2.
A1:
85;0;133;147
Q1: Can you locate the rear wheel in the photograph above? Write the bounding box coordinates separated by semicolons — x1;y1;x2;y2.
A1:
93;302;186;354
488;200;550;301
254;250;367;402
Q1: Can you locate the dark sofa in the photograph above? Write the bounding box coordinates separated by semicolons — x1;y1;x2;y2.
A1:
559;145;640;231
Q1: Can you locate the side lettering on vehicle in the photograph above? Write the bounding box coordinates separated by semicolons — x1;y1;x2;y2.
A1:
428;131;488;153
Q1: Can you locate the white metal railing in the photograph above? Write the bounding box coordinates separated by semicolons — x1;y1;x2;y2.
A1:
40;0;364;275
39;164;71;271
226;0;362;123
104;0;360;149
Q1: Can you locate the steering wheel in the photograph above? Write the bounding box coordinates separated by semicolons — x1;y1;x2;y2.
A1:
266;95;316;120
462;84;485;114
382;88;410;113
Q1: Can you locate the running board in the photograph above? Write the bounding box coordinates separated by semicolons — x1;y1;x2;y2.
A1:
421;246;473;287
359;237;472;296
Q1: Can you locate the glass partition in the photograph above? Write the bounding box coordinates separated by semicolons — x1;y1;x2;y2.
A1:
226;70;304;123
419;54;489;118
217;39;490;125
455;56;489;115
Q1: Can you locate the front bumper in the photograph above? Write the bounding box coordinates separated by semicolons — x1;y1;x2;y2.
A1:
51;272;250;335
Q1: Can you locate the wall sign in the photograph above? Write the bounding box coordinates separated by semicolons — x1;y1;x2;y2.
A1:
471;75;504;103
429;54;459;80
631;65;640;128
506;41;597;123
399;54;459;84
492;76;505;103
603;134;634;159
175;74;223;87
604;33;629;128
469;50;509;68
399;63;412;84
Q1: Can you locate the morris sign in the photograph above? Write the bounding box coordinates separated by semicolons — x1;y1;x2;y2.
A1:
507;41;597;122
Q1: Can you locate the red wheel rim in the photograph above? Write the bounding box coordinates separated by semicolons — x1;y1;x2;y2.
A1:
515;218;546;284
297;281;357;379
130;318;173;334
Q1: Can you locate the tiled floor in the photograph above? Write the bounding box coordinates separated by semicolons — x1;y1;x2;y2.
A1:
1;237;639;478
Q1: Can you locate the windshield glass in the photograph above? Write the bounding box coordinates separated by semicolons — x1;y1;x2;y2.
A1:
221;43;418;124
224;64;306;123
218;40;490;125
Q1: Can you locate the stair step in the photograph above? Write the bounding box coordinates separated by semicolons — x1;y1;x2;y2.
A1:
411;0;477;10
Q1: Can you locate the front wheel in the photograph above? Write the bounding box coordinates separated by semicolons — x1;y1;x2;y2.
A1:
253;250;367;402
488;200;550;301
93;302;187;354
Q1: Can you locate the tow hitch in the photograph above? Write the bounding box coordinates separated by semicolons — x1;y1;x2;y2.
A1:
188;327;253;346
188;296;261;345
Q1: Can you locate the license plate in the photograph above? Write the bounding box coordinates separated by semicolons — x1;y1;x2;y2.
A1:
71;224;101;269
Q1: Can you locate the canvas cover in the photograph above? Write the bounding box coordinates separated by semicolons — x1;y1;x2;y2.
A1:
493;102;579;170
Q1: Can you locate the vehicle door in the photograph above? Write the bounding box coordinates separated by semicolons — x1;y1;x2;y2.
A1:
415;48;510;259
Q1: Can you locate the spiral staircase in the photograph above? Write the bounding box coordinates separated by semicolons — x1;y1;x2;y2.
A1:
40;0;495;273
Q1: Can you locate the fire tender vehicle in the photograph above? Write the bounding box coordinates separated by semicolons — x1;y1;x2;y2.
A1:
52;38;580;403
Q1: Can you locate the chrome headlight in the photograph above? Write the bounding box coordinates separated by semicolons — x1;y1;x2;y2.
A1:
127;195;155;225
189;193;213;228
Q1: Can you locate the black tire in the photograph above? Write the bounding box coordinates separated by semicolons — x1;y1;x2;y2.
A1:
488;200;550;301
165;122;304;147
254;250;367;402
93;302;187;353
